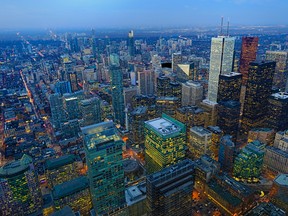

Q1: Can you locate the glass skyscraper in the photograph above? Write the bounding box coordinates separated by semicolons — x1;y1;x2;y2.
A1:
208;36;235;102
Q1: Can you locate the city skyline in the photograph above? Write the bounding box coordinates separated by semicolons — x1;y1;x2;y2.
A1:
0;0;288;29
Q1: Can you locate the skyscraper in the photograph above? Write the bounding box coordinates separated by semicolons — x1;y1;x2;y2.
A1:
144;114;186;174
146;159;194;216
110;54;125;126
241;61;275;134
49;93;66;130
128;30;135;57
0;155;42;216
82;121;126;215
80;97;101;127
239;37;259;85
208;36;235;102
218;135;235;173
172;52;182;73
217;72;242;102
138;70;154;95
181;80;203;106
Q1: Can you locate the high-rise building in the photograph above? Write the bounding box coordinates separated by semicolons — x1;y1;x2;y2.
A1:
207;126;224;160
217;100;241;142
248;128;275;145
217;72;242;102
172;52;182;73
233;140;265;179
176;62;196;82
208;36;235;102
63;94;80;120
241;61;275;134
67;72;79;92
49;93;66;130
138;70;154;95
128;30;135;57
266;92;288;132
199;99;218;127
146;159;194;216
55;81;72;95
144;114;186;174
239;37;259;85
80;97;101;127
188;126;213;159
0;155;42;216
266;51;288;90
218;135;235;173
181;80;203;106
130;106;148;144
82;121;126;215
110;54;125;126
156;76;170;96
175;106;205;128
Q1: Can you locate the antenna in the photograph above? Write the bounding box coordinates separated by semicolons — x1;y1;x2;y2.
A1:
220;16;224;36
227;19;230;36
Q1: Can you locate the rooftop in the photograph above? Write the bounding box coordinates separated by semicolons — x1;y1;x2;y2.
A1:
52;176;89;199
45;154;76;170
190;126;212;137
246;202;286;216
220;72;242;77
125;182;146;206
0;154;32;177
271;92;288;101
274;174;288;188
131;106;147;115
51;206;75;216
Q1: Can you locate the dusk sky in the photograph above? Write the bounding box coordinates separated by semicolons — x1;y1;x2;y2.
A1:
1;0;287;29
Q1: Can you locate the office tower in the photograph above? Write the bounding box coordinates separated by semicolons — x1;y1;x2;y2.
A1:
207;126;223;160
266;92;288;131
239;37;259;85
199;99;218;127
156;76;170;96
156;97;179;117
176;62;195;82
175;106;205;128
52;176;92;215
131;106;148;144
128;30;135;57
188;126;213;159
246;203;286;216
181;80;203;106
172;52;182;73
233;140;265;179
144;114;186;174
45;154;79;187
146;159;194;216
80;97;101;127
110;54;125;126
217;72;242;102
82;121;125;215
169;81;182;99
241;61;275;134
67;71;79;92
138;70;154;95
123;86;138;108
55;81;72;95
270;174;288;213
248;128;275;145
217;100;241;142
218;135;235;173
49;93;66;130
60;119;80;139
125;182;147;216
63;94;80;120
208;36;235;102
0;155;42;216
266;51;288;90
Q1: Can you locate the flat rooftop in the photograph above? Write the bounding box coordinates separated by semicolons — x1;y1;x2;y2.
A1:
190;126;212;137
274;174;288;188
125;182;146;206
145;117;181;136
0;154;32;177
45;154;76;170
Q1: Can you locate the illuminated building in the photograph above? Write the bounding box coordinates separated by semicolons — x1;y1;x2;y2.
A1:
241;61;275;134
176;62;195;82
248;128;275;145
156;96;179;117
199;99;218;127
239;37;259;85
181;80;203;106
60;119;80;139
80;97;101;127
125;182;146;216
63;94;80;120
55;81;72;95
110;54;125;126
188;126;213;159
218;135;235;173
67;71;79;92
128;30;135;57
208;36;235;102
172;52;182;73
266;51;288;90
175;106;205;128
144;114;186;174
233;140;265;179
156;76;170;96
130;106;148;144
138;70;154;95
132;95;156;119
82;121;126;215
207;126;223;160
206;174;254;216
217;100;241;142
52;176;92;216
51;206;75;216
270;174;288;213
169;81;182;99
266;92;288;131
0;155;42;216
49;93;66;130
246;202;286;216
45;154;79;187
146;159;194;216
217;72;242;102
123;86;138;108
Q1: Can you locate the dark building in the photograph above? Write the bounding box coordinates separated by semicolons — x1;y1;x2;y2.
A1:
218;72;242;102
266;92;288;131
156;76;170;96
128;30;135;57
218;135;235;173
241;61;275;134
146;159;194;216
239;37;259;85
217;100;241;143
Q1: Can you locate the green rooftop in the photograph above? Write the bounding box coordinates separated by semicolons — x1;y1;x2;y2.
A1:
45;155;76;170
52;176;89;199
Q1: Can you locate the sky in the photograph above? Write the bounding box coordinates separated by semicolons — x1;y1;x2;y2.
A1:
0;0;287;29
